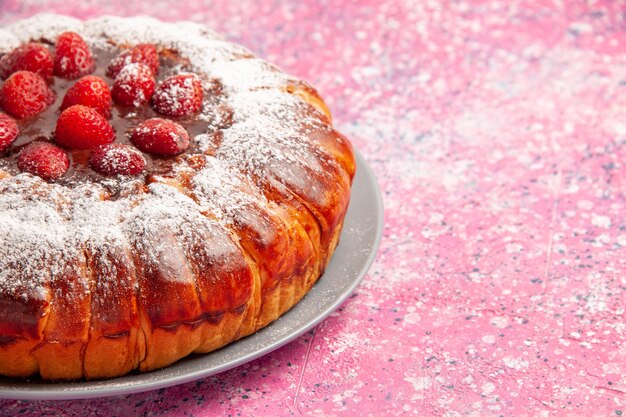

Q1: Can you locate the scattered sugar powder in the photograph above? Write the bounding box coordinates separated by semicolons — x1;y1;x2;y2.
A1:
215;89;329;176
208;59;296;92
0;176;75;299
123;182;242;269
191;155;268;223
2;14;83;45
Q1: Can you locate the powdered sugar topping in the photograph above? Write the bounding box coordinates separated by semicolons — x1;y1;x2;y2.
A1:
0;14;344;307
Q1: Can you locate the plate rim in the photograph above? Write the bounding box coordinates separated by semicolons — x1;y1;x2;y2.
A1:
0;148;383;401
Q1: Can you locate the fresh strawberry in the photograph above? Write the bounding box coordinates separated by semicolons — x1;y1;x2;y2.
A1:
111;63;155;107
0;113;18;153
89;143;146;176
129;118;189;156
0;42;54;80
151;73;203;117
53;31;95;79
0;71;55;119
61;75;111;117
55;105;115;150
17;141;69;181
105;44;159;78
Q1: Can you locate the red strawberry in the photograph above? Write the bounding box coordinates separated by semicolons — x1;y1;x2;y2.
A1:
111;63;155;107
89;143;146;176
129;118;189;156
151;73;203;117
53;31;95;79
55;105;115;150
17;141;69;181
0;113;19;153
105;44;159;78
0;42;54;80
61;75;111;117
0;71;55;119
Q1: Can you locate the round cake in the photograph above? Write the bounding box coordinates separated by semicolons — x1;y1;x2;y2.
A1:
0;14;355;380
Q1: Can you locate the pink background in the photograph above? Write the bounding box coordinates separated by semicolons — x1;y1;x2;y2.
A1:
2;1;626;415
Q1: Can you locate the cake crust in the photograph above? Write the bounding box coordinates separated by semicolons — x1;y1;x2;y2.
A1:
0;14;355;380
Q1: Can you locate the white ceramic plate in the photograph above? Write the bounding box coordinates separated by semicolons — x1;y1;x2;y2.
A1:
0;149;383;400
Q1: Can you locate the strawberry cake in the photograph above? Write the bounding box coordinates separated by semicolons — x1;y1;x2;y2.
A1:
0;15;355;380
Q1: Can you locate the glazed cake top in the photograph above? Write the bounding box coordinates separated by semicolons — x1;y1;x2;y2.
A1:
0;14;340;300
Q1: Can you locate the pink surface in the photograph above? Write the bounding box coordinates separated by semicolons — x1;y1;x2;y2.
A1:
1;1;626;416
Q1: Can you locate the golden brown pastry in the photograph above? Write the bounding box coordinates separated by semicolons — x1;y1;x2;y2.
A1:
0;15;355;380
